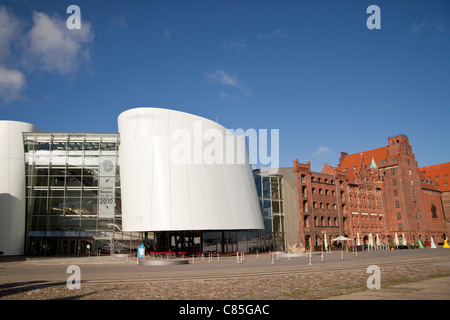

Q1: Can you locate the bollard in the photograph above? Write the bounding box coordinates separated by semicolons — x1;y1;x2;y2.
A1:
217;253;220;262
271;253;274;264
308;251;312;265
321;252;323;263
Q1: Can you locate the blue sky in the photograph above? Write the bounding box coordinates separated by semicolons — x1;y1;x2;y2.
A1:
1;0;449;171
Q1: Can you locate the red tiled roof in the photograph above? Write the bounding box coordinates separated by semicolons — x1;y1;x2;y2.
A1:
340;146;390;169
420;162;450;192
346;167;356;184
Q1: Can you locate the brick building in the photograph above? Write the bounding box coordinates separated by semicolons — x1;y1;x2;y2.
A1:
293;159;349;250
293;135;448;251
419;162;450;236
338;135;447;246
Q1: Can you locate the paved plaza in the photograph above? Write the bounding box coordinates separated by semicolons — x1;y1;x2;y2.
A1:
1;248;449;301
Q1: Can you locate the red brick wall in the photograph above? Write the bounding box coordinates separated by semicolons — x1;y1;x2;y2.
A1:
419;188;448;244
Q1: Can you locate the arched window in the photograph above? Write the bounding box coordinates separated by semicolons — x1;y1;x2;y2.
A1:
431;204;437;218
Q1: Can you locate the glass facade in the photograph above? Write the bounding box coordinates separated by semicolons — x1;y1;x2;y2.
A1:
24;133;142;256
23;133;271;256
254;172;286;251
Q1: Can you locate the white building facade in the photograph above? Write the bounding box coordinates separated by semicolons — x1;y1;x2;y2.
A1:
0;108;266;256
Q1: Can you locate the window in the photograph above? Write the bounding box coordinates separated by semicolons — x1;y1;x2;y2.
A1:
398;223;403;231
436;176;440;180
391;168;395;175
431;205;437;218
397;212;401;219
395;201;400;208
379;160;386;165
394;189;398;197
392;179;397;186
301;175;305;184
389;157;397;163
304;216;310;228
445;175;448;178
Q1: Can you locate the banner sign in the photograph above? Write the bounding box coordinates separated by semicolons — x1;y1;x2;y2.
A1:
98;156;116;218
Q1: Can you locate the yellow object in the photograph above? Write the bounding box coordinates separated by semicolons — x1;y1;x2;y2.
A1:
444;240;450;248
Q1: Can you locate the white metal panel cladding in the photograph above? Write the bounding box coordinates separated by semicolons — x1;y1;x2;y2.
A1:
0;121;41;255
118;107;264;232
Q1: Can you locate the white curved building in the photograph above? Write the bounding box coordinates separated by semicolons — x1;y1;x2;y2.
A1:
1;108;269;256
0;121;41;255
118;107;264;232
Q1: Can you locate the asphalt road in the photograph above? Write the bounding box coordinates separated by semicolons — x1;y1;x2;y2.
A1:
0;248;449;302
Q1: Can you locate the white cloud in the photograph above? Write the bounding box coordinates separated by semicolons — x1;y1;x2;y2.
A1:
313;146;331;157
164;29;170;39
222;37;246;51
0;6;22;62
411;19;427;34
0;66;25;101
218;90;229;99
0;6;95;103
206;70;238;87
256;28;286;40
0;7;25;102
205;69;251;97
24;11;94;74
